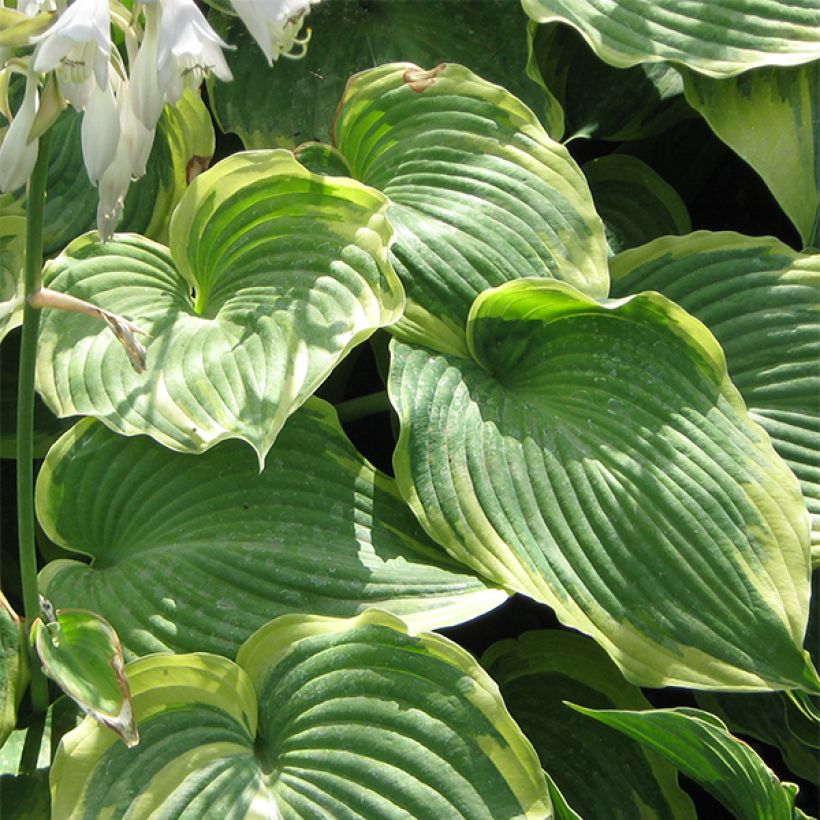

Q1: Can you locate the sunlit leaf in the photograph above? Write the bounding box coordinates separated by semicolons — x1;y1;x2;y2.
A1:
0;199;24;344
522;0;820;77
32;608;138;747
36;400;506;658
51;611;551;818
683;61;820;248
483;630;695;819
35;150;403;464
390;278;818;690
572;705;805;820
335;62;607;355
611;232;820;557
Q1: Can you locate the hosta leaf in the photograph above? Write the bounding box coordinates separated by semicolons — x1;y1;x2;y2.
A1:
683;62;820;249
14;89;215;256
582;154;691;255
390;278;818;691
335;62;607;355
0;199;24;344
1;329;73;458
521;0;820;78
0;698;82;818
32;608;138;747
610;233;820;556
36;400;506;658
482;630;695;819
527;21;692;141
208;0;558;148
52;611;552;819
572;706;804;820
694;570;820;786
35;150;403;463
0;592;27;748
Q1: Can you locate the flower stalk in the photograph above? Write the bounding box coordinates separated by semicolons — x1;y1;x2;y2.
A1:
17;128;52;716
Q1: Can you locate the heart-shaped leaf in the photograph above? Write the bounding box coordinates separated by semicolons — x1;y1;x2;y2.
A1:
683;62;820;249
483;630;695;819
582;154;691;255
0;592;27;748
334;62;608;355
571;706;805;820
527;21;692;141
522;0;820;77
32;608;138;747
610;232;820;556
390;278;818;691
208;0;559;148
36;399;506;658
35;150;404;464
51;610;551;818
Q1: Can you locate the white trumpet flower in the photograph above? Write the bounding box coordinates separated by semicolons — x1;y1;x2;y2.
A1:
81;77;120;184
31;0;111;109
0;72;39;193
155;0;232;106
231;0;322;65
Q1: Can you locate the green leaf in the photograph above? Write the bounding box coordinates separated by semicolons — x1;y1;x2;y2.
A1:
36;400;506;658
683;61;820;249
0;701;68;819
571;705;804;820
0;197;25;344
527;21;692;141
13;89;215;257
483;630;695;819
335;62;607;355
52;611;552;818
0;592;27;748
694;570;820;786
32;608;138;747
208;0;560;148
582;154;691;255
1;329;74;459
610;232;820;558
522;0;820;77
390;278;818;691
35;150;403;464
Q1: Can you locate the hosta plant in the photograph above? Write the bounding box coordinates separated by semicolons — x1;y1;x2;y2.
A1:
1;0;818;817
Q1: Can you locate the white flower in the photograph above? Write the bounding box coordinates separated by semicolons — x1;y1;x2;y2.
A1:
156;0;232;106
81;77;120;184
31;0;111;109
231;0;321;65
0;73;39;193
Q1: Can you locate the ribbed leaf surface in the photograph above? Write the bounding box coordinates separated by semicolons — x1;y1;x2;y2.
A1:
482;631;695;819
683;62;820;248
390;278;818;690
208;0;558;148
36;401;505;658
522;0;820;77
611;232;820;555
0;202;24;343
527;21;692;141
0;593;26;748
334;62;607;355
35;151;403;463
51;612;552;818
573;706;804;820
582;155;690;254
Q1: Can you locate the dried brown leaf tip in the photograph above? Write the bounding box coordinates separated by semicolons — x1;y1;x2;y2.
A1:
403;64;446;93
98;310;149;373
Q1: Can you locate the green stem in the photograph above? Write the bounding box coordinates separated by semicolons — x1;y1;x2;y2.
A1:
335;390;390;423
17;130;51;716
